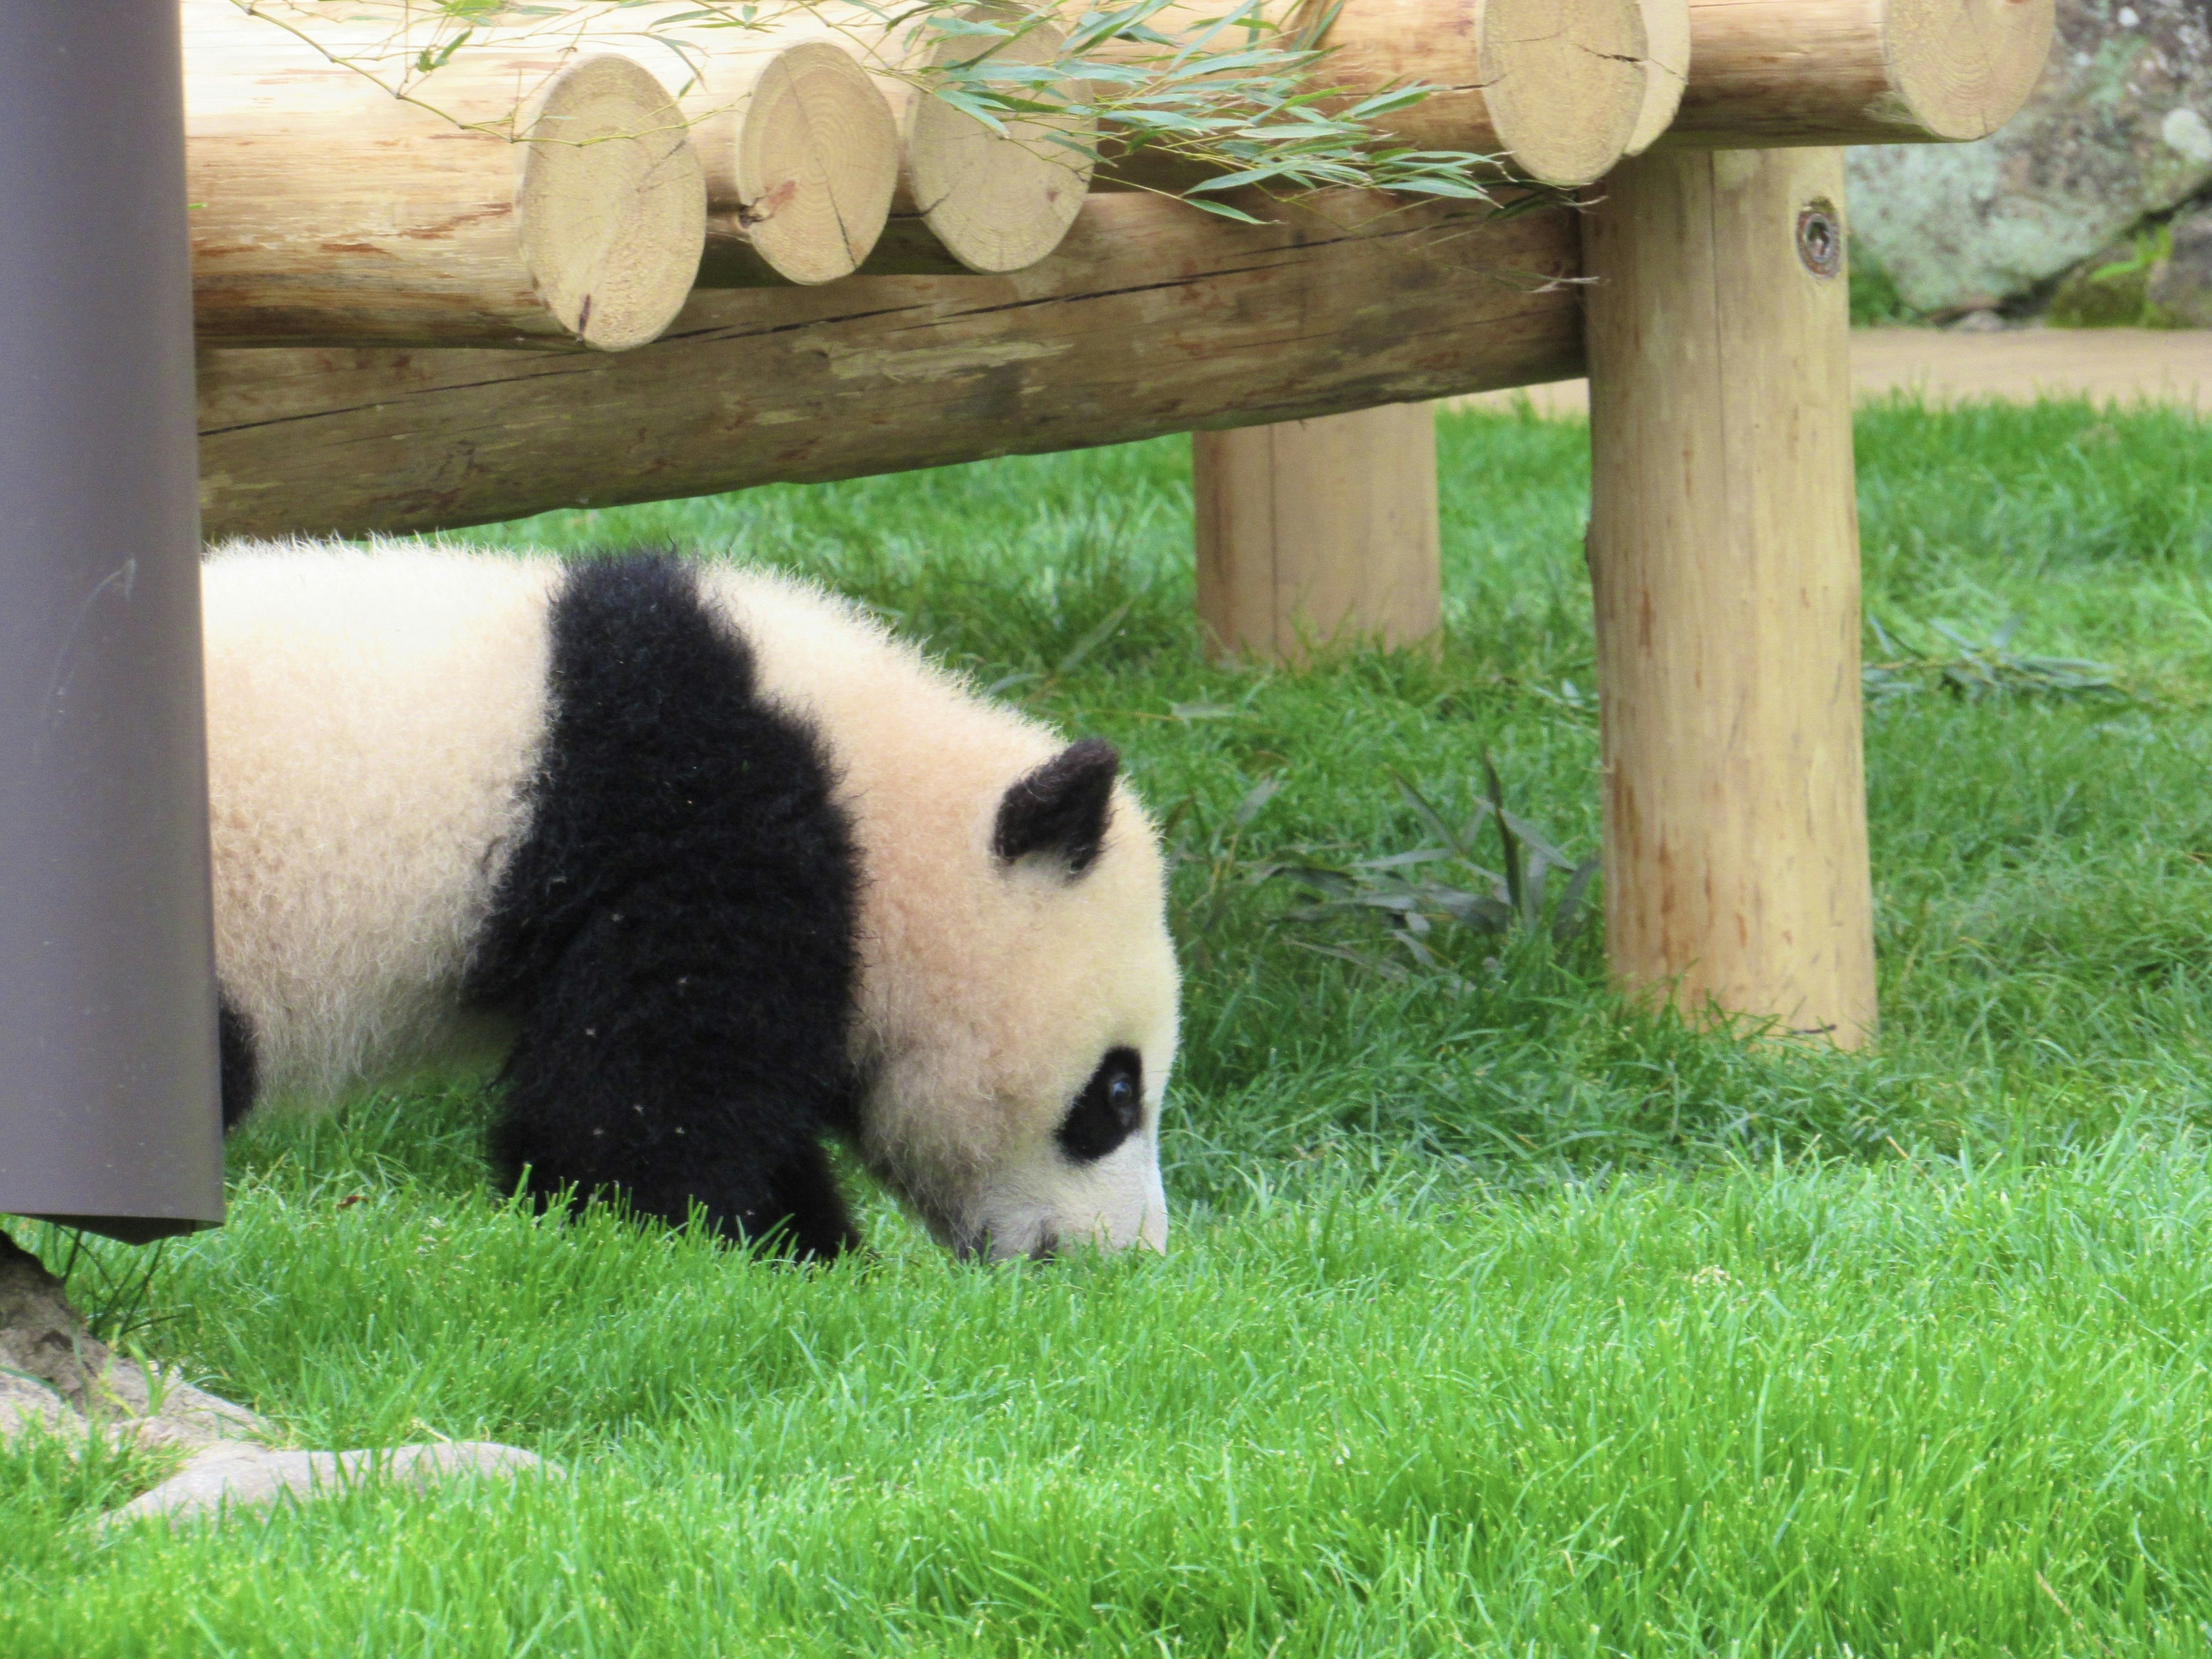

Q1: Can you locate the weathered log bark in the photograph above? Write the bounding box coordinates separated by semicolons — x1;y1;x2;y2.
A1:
1663;0;2056;147
1195;404;1442;663
184;0;706;349
1100;0;1652;190
196;189;1582;541
1585;147;1876;1045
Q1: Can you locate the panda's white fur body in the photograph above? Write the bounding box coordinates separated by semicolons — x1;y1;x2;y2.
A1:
203;541;1177;1260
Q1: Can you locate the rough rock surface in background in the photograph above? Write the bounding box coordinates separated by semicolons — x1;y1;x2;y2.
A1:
2150;199;2212;321
1849;0;2212;313
103;1440;549;1528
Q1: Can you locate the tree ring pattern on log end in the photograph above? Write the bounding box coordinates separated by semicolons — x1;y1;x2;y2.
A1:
1885;0;2056;143
735;43;900;285
1479;0;1647;185
908;8;1096;275
518;55;707;351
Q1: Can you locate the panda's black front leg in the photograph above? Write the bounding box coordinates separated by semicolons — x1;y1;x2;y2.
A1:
487;895;859;1257
471;555;866;1259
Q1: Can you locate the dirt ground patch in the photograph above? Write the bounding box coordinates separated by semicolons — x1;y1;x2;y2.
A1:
1459;328;2212;419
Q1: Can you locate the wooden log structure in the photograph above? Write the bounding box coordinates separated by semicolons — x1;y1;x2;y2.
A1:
181;0;2061;1052
182;0;707;350
1626;0;1692;156
1663;0;2055;146
684;40;903;287
858;8;1096;277
1099;0;1657;192
464;0;1090;285
196;189;1582;541
653;0;1097;278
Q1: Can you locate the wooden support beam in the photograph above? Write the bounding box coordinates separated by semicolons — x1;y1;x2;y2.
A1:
1194;404;1441;663
183;0;706;350
195;190;1582;541
1583;147;1876;1045
1665;0;2055;147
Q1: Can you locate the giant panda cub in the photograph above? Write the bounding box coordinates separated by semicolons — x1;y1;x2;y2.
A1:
204;543;1178;1261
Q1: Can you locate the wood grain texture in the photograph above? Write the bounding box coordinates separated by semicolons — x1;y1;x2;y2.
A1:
1624;0;1691;155
1098;0;1648;190
690;41;901;287
1194;405;1442;663
1583;147;1876;1045
623;2;1087;280
198;190;1583;542
184;0;705;349
880;6;1094;275
1665;0;2055;146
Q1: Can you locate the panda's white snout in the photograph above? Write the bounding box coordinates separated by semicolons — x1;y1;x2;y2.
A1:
968;1133;1168;1263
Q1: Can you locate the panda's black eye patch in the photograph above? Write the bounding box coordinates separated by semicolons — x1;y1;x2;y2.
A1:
1057;1047;1144;1163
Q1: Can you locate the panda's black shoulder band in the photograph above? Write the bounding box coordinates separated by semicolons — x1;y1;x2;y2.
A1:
471;551;862;1257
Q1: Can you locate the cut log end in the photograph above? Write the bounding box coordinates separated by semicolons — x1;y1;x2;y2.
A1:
1887;0;2056;142
1623;0;1690;156
517;54;707;351
1478;0;1647;185
727;41;900;286
903;15;1095;275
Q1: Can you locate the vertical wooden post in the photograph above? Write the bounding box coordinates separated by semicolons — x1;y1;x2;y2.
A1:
1583;148;1876;1044
1193;403;1441;664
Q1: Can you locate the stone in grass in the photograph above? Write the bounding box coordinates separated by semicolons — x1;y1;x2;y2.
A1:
104;1441;550;1529
2;1233;265;1453
3;1234;547;1527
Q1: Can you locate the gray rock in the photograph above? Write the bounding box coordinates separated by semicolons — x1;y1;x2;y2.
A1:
0;1232;266;1453
103;1440;550;1528
2149;199;2212;323
0;1372;85;1445
6;1235;548;1535
1849;0;2212;313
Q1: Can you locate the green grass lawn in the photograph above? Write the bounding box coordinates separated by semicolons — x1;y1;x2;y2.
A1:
9;397;2212;1656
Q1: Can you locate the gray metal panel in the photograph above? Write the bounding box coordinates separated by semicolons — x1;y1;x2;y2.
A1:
0;2;224;1239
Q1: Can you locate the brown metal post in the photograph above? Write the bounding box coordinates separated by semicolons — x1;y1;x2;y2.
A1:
0;2;225;1240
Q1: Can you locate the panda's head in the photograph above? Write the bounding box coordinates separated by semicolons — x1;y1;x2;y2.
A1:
853;738;1179;1262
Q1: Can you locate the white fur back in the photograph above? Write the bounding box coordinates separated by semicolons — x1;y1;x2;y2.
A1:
203;543;556;1097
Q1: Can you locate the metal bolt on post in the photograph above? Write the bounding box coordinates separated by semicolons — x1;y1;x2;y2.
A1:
0;3;225;1241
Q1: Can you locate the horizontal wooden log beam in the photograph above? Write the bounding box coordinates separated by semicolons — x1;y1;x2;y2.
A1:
184;0;706;350
196;189;1582;542
1662;0;2055;147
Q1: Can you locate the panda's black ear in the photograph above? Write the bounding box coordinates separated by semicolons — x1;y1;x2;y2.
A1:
994;739;1119;876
